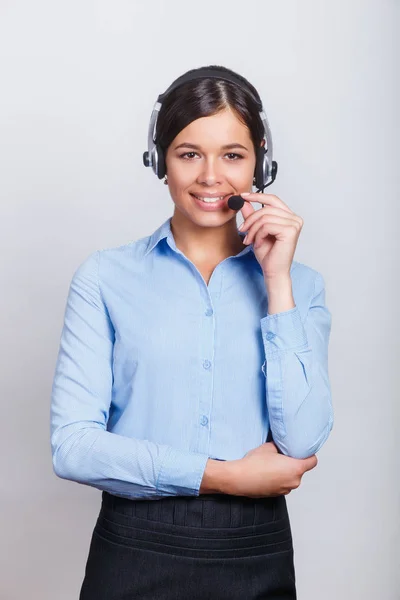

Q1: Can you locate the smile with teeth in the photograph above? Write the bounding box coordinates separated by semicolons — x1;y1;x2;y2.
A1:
192;194;227;203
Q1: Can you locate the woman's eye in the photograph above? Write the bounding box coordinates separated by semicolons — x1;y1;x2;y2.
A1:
180;152;198;160
226;153;243;160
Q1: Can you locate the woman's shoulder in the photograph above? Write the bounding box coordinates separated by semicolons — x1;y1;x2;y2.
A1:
69;235;152;286
291;259;328;300
80;234;152;265
292;259;324;279
97;233;152;257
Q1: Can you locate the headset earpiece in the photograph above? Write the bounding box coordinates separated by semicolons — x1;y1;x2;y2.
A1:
254;145;267;190
155;145;165;180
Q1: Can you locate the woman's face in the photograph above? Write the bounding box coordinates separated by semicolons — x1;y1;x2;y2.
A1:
164;107;261;227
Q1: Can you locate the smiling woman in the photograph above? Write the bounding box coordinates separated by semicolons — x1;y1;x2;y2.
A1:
154;69;270;265
51;64;333;600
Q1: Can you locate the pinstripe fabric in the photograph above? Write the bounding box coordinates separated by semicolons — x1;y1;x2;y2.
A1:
50;216;333;500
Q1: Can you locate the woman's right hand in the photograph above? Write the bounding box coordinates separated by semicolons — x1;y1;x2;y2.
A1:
224;441;318;498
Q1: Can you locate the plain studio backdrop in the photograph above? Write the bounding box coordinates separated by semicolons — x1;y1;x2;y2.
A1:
1;1;399;598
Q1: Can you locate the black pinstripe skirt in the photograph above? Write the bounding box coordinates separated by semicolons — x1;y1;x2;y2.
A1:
79;490;296;599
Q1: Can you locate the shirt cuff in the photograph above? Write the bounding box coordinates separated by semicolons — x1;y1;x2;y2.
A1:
156;446;210;497
260;305;309;360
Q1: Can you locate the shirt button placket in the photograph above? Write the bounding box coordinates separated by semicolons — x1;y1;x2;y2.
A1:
197;296;215;454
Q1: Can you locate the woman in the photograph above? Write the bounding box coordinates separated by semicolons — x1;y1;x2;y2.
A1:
50;64;333;599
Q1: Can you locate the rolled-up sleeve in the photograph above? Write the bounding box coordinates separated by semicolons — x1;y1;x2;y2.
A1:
260;271;333;458
50;250;209;499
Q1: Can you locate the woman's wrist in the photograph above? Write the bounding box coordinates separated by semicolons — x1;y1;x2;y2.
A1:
199;458;238;495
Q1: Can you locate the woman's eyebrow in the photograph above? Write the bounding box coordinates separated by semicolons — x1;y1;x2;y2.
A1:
173;142;249;151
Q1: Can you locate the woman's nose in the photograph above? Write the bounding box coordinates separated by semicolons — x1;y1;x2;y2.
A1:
196;159;223;186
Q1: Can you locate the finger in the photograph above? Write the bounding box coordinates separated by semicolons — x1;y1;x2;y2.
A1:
238;198;255;223
240;192;295;215
243;218;301;246
263;442;279;453
240;207;302;233
240;207;301;232
300;455;318;473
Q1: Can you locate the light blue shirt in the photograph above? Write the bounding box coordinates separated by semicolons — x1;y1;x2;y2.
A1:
50;216;333;500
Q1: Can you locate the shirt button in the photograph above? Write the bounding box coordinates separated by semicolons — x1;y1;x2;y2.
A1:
266;331;276;341
205;308;213;317
200;415;208;426
203;359;211;369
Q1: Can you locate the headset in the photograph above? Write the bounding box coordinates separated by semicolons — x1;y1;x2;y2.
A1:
142;67;278;192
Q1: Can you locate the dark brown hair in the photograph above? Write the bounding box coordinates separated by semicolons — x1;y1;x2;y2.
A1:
155;65;265;170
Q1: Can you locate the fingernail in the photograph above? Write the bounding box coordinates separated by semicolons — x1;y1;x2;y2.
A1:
241;192;250;196
238;223;244;231
243;235;248;244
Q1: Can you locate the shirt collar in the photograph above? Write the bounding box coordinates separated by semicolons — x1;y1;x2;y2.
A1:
144;217;253;259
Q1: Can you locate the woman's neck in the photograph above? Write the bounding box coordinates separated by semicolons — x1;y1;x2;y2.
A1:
170;212;246;264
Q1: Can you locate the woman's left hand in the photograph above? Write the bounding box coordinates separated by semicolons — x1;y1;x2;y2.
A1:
238;192;304;279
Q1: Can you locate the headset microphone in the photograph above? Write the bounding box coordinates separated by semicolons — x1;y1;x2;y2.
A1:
227;195;245;211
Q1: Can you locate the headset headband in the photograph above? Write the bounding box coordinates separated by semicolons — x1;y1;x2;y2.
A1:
157;68;263;110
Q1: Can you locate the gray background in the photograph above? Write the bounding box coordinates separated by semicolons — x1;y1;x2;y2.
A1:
1;1;399;598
